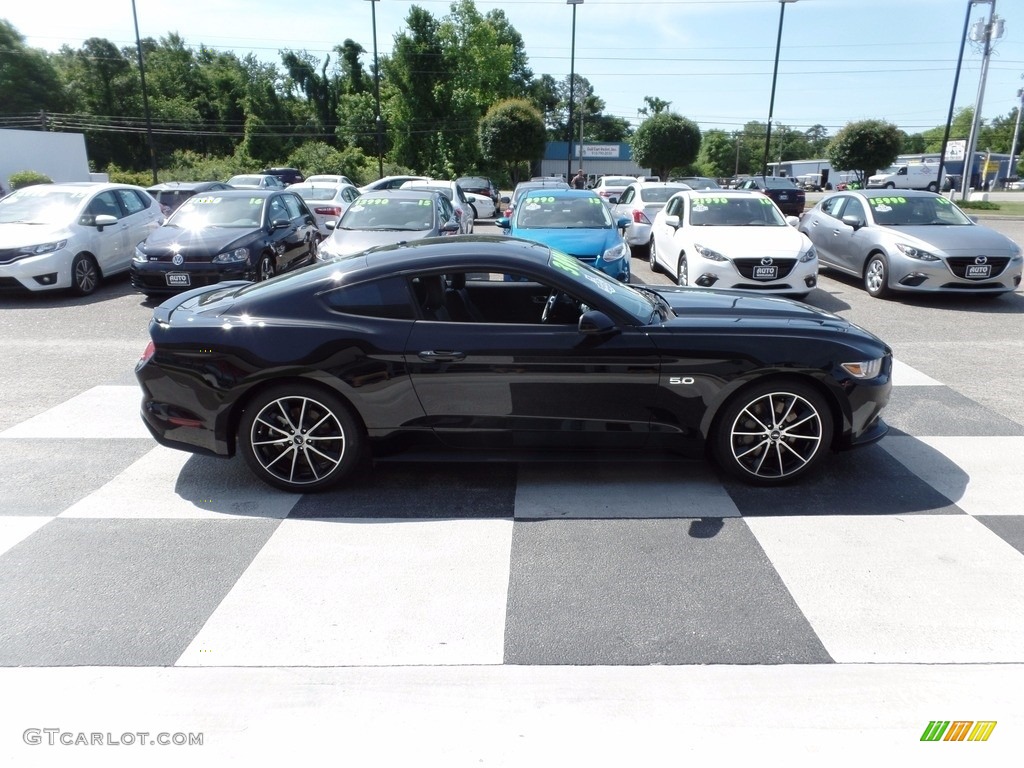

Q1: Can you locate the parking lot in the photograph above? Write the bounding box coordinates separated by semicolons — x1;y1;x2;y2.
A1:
1;215;1023;763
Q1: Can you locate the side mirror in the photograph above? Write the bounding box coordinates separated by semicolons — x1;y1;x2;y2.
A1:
607;196;618;205
578;309;617;336
495;216;511;230
663;214;681;228
785;215;800;227
440;221;461;234
271;218;290;230
617;217;631;231
500;195;510;204
325;220;337;230
94;214;118;230
841;214;864;230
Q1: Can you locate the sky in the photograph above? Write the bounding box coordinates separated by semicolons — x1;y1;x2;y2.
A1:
4;0;1024;138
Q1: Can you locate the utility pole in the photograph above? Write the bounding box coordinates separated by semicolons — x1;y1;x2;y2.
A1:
961;2;1003;198
1009;84;1024;183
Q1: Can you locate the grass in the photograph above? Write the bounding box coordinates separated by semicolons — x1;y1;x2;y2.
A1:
962;200;1024;217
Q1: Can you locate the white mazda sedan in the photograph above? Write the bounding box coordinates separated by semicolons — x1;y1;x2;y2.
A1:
650;189;818;299
0;182;163;295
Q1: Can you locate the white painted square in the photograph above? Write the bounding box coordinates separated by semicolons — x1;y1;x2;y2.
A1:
881;435;1024;516
0;386;150;438
514;461;740;519
0;517;52;557
176;518;514;666
746;514;1024;663
890;359;941;386
60;446;299;519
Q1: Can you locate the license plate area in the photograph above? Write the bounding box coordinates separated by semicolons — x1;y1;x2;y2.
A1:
965;264;991;278
753;266;778;280
166;273;191;287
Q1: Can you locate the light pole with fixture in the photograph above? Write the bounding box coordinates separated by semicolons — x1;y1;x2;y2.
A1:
566;0;583;181
365;0;384;178
762;0;798;179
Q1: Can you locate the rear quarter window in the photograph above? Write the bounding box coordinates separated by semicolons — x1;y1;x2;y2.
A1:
323;276;415;320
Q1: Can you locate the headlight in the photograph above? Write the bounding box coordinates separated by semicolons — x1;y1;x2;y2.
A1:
1010;242;1022;260
799;244;817;263
212;247;250;264
841;358;883;379
601;241;627;262
694;243;728;262
17;240;67;258
132;245;147;263
895;243;940;261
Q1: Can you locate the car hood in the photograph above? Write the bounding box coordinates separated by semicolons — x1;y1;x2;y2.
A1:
0;222;72;247
687;225;810;256
141;224;262;258
878;224;1017;256
654;285;848;327
322;227;434;258
513;227;620;256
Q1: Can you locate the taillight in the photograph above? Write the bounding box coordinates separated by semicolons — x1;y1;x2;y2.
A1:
139;341;155;364
632;210;651;224
314;206;342;216
598;190;611;197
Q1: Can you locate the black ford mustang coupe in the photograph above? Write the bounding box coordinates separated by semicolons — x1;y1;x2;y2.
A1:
136;236;892;492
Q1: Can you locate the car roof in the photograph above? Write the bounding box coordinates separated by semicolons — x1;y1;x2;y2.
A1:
357;188;442;201
842;188;936;199
147;181;227;191
521;188;600;200
184;189;280;199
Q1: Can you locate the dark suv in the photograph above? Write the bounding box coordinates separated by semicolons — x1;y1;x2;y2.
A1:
260;167;304;186
146;180;234;216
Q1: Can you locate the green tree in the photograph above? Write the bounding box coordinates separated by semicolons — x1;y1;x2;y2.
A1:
479;99;546;186
804;124;830;157
630;113;701;181
637;96;671;117
826;120;903;182
0;20;67;115
696;129;736;178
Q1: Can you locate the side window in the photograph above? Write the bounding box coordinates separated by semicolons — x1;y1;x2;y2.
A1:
438;196;454;224
82;191;124;223
820;196;844;218
281;194;303;219
842;197;866;221
618;187;634;205
116;188;148;215
268;195;288;222
323;276;415;320
665;197;681;217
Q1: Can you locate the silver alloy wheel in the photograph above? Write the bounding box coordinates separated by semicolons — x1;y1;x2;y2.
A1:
864;255;889;297
248;395;346;486
649;238;660;272
727;390;824;480
258;255;275;281
677;255;688;286
72;255;99;295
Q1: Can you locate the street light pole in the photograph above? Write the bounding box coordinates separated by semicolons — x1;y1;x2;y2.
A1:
566;0;583;181
366;0;384;179
762;0;798;179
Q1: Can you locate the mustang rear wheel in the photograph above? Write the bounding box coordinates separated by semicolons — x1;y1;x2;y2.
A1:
239;384;363;492
712;381;833;485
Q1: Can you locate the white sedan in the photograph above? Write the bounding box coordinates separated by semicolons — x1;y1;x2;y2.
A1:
0;182;163;295
465;191;495;219
289;182;361;236
650;190;819;299
611;181;692;258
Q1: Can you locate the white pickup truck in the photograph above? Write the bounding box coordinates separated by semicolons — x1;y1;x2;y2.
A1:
866;164;941;192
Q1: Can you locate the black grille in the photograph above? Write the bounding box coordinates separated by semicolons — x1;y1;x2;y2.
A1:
732;257;798;280
0;277;29;291
946;256;1010;279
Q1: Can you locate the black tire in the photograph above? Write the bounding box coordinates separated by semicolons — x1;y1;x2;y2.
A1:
711;380;833;485
863;253;891;298
926;182;938;193
70;254;100;296
238;384;364;492
649;238;662;273
256;254;275;282
631;239;651;260
676;254;688;286
884;182;895;189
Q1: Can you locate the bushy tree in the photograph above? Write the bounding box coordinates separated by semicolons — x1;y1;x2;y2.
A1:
479;99;545;186
630;114;701;181
826;120;903;182
696;129;736;178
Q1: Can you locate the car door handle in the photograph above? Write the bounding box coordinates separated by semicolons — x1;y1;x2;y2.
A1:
418;350;466;362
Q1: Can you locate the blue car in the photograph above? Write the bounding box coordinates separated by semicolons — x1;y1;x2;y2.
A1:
496;189;631;281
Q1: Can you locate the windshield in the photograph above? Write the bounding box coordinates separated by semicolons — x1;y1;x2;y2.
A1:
640;186;690;203
868;195;972;226
600;177;636;187
688;196;787;226
167;195;265;228
293;187;339;202
0;187;88;225
547;250;653;322
515;195;612;229
339;196;435;231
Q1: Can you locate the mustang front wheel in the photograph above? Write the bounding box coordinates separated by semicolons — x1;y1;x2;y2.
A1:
712;381;833;485
239;385;363;492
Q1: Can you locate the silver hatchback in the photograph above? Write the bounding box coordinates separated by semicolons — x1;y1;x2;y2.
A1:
799;189;1022;298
